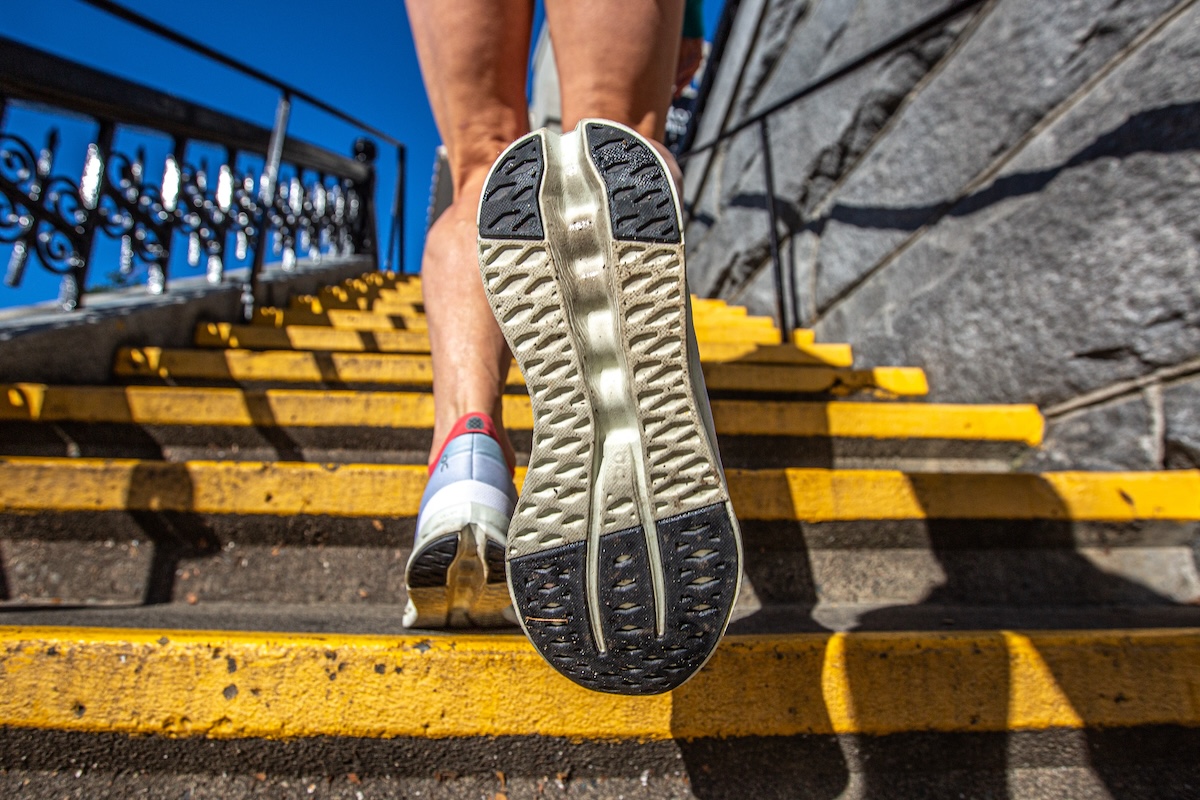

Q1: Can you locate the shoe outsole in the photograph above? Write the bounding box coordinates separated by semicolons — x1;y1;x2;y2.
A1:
404;526;511;629
478;120;742;695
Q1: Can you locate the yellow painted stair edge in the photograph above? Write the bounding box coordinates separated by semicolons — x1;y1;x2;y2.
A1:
1;626;1198;739
194;323;850;366
0;459;1195;521
113;348;926;395
0;384;1041;443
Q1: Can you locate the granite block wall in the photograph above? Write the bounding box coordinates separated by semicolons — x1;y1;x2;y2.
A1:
684;0;1200;468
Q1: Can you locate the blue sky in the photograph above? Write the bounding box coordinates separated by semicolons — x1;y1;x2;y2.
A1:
3;0;724;309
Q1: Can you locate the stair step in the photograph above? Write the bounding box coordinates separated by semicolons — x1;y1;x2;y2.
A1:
5;460;1193;606
194;322;851;365
0;385;1038;441
5;513;1194;608
3;459;1194;521
0;386;1038;467
1;624;1198;739
112;348;927;395
195;322;433;353
251;306;789;341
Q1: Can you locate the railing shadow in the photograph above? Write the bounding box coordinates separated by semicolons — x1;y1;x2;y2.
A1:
842;473;1178;798
668;466;1193;797
123;461;212;605
723;100;1200;244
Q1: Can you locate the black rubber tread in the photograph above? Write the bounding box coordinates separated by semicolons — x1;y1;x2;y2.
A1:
585;123;681;244
405;535;457;589
508;503;738;695
479;137;545;240
484;539;507;584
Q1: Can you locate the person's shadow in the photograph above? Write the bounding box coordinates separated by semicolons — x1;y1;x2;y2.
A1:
662;466;1198;797
841;474;1193;798
670;508;851;799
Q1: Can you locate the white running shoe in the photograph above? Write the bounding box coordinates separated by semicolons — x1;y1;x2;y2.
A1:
477;119;742;695
403;412;517;629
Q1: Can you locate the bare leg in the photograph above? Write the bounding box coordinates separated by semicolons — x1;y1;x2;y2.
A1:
405;0;534;467
545;0;685;186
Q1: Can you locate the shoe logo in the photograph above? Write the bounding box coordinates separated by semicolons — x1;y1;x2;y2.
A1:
466;416;484;430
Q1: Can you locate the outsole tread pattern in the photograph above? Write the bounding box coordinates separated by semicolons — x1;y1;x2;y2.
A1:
586;124;680;244
479;139;545;240
405;535;458;589
405;531;510;629
478;121;740;695
479;241;594;553
508;504;738;695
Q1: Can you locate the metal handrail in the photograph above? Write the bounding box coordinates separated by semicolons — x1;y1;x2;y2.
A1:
78;0;404;149
81;0;407;285
0;40;383;315
679;0;989;342
1;1;407;315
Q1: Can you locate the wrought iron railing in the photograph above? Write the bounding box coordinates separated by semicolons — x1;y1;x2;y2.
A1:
680;0;988;343
0;0;406;316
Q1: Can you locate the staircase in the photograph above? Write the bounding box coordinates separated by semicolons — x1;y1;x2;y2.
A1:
2;270;1199;798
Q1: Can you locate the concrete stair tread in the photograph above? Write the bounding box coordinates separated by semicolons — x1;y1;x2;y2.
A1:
111;347;929;395
0;384;1042;442
194;322;851;365
2;457;1196;521
1;621;1199;739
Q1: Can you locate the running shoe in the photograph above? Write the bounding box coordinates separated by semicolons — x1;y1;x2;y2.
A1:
476;119;742;695
403;412;517;628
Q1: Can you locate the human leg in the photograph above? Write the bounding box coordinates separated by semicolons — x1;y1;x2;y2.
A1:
405;0;535;468
546;0;684;140
402;0;533;627
546;0;685;187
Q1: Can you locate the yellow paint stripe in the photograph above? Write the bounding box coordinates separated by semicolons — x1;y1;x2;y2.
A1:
0;459;1194;521
304;288;753;321
703;363;928;396
194;323;433;353
291;298;423;315
252;307;783;339
0;626;1197;739
710;399;1044;444
315;285;424;306
698;341;853;367
114;348;431;385
0;386;1042;443
252;308;428;331
113;348;921;395
307;299;767;324
194;324;850;365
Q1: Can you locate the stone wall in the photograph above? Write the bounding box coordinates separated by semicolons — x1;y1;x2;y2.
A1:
684;0;1200;469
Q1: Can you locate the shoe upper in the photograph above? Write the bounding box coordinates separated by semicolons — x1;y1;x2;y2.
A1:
415;415;518;550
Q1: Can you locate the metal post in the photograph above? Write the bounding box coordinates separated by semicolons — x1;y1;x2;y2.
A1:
244;91;291;321
387;145;406;273
758;119;790;344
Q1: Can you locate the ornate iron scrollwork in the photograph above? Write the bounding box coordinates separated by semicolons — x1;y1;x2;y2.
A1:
1;131;79;284
1;38;389;311
1;124;373;309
